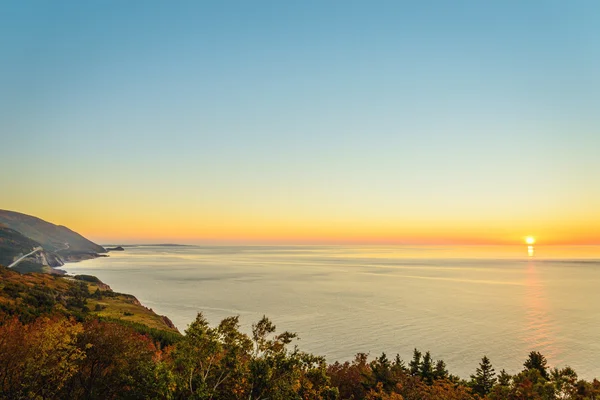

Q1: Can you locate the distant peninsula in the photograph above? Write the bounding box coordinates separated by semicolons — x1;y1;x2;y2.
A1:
106;246;125;251
0;209;107;274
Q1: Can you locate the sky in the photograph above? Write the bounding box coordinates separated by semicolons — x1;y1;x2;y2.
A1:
1;1;599;245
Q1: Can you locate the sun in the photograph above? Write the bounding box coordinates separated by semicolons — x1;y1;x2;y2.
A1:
525;236;536;245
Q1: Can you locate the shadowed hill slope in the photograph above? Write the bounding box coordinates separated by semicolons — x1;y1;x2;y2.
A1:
0;210;105;254
0;226;41;267
0;226;66;273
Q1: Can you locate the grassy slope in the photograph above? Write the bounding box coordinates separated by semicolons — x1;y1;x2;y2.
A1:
85;281;174;331
0;267;178;336
10;262;53;274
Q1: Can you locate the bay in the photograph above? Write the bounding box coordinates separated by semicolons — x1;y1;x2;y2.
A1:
62;245;600;379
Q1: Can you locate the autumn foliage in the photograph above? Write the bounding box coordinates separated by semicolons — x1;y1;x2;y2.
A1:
1;266;599;399
1;312;600;399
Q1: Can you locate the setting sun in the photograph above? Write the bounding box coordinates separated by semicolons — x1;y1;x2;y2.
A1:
525;236;536;245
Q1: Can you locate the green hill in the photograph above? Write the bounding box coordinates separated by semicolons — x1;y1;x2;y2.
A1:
0;265;180;344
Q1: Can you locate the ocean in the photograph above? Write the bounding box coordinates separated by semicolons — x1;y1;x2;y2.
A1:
62;244;600;379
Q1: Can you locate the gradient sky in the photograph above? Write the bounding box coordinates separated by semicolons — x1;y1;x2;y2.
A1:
1;1;599;245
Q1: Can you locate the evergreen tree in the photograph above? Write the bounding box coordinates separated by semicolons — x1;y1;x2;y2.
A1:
420;351;434;384
371;353;395;392
470;355;496;396
393;354;406;372
523;351;549;379
434;359;448;380
497;369;511;386
409;349;422;376
377;352;391;369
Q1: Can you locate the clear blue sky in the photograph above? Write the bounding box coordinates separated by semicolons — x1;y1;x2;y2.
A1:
1;1;599;244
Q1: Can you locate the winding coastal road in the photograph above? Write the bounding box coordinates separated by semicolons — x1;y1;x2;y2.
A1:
7;247;43;268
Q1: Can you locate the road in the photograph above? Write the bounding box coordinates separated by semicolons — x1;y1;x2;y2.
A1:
7;246;44;269
57;242;69;251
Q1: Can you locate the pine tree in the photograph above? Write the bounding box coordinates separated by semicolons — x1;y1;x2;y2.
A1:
470;355;496;396
433;359;448;380
497;369;511;386
523;351;549;379
409;349;421;376
420;351;434;384
371;353;395;392
393;354;406;372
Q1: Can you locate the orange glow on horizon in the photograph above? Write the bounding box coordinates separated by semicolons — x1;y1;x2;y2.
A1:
81;224;597;246
5;205;600;246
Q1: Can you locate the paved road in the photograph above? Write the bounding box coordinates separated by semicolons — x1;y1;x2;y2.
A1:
8;246;43;268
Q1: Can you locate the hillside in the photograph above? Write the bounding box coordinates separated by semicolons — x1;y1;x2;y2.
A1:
0;226;64;273
0;209;105;254
0;225;40;265
0;265;179;344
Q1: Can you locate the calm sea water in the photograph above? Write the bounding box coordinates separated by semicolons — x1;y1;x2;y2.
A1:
62;245;600;379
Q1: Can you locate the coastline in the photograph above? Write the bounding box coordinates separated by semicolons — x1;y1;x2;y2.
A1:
57;252;179;334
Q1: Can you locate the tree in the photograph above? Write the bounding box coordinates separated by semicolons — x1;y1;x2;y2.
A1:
550;366;578;399
433;359;448;380
419;351;434;384
497;369;511;386
470;355;496;397
247;315;337;400
422;379;478;400
393;354;406;373
409;349;421;376
365;382;404;400
65;319;159;399
523;351;549;380
171;313;244;399
0;316;85;399
212;315;253;399
511;368;555;399
371;353;396;393
327;354;370;400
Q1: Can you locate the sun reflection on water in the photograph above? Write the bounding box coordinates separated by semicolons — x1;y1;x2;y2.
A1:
523;259;561;365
